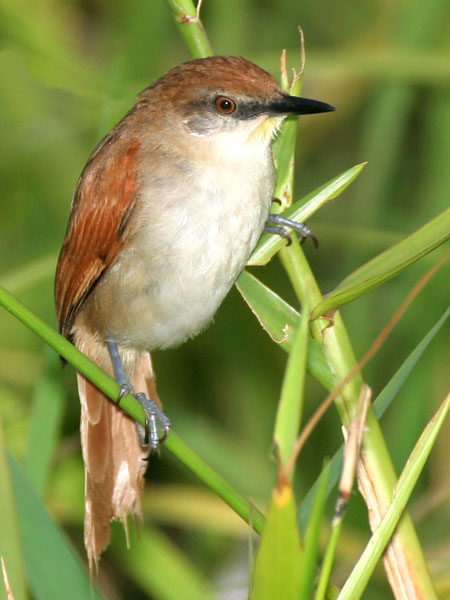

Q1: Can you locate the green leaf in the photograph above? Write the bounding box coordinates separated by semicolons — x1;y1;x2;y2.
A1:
272;114;301;208
299;461;330;600
248;163;366;266
271;52;304;209
236;270;334;390
250;482;303;600
0;417;27;600
312;207;450;318
315;515;343;600
338;393;450;599
9;455;104;600
273;301;309;469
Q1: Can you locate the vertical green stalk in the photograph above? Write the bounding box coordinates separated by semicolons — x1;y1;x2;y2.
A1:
163;0;213;59
273;298;309;474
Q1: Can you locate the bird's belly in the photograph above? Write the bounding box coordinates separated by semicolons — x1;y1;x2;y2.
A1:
87;178;273;350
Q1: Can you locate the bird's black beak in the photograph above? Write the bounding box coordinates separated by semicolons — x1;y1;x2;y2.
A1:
269;94;335;116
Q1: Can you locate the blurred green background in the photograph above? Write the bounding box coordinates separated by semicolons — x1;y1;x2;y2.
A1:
0;0;449;598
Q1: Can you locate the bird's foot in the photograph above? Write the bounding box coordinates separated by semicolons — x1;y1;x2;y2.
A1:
116;384;170;450
134;393;171;449
264;213;318;248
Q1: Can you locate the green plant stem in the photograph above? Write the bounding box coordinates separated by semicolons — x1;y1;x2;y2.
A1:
163;0;213;59
273;299;309;472
278;239;437;597
0;285;265;536
314;518;343;600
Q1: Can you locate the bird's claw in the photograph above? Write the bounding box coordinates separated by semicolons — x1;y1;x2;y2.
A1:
116;382;134;404
115;385;170;451
265;213;318;248
134;393;171;451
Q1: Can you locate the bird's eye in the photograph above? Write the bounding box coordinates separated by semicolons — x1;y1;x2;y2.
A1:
215;96;236;114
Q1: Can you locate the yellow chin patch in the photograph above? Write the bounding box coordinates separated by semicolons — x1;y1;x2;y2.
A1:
251;115;286;144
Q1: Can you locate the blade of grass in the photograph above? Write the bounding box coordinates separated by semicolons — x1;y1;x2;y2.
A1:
250;481;302;600
236;270;299;347
235;270;334;390
338;392;450;600
273;300;309;471
312;208;450;318
9;454;104;600
299;459;331;600
271;39;304;210
0;285;145;425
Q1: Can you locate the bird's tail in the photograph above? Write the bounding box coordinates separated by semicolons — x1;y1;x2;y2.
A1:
76;346;159;571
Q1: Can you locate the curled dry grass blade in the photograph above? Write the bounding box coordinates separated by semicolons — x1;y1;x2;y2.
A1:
339;391;450;600
315;387;371;600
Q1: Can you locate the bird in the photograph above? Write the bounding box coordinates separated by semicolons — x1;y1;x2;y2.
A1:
55;55;334;569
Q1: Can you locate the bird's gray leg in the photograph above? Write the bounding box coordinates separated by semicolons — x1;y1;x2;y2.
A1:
106;340;170;449
264;211;318;248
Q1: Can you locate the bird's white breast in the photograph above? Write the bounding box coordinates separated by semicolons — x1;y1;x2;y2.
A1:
89;126;276;350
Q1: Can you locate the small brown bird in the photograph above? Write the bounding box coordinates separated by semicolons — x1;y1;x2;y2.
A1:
55;56;333;568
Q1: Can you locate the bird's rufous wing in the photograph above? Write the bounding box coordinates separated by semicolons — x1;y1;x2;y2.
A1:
55;137;141;340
